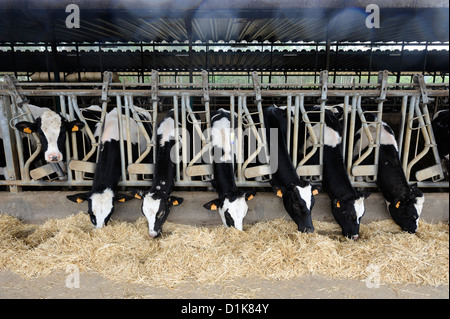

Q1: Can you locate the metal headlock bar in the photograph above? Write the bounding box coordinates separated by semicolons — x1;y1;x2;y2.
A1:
0;70;448;191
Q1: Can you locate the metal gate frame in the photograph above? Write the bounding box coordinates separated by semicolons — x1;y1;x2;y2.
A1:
0;70;448;192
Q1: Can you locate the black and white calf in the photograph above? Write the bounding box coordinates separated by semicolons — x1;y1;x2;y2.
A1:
432;109;449;170
290;105;370;239
203;109;256;230
352;111;424;233
263;105;320;233
131;110;184;238
67;106;152;228
14;104;85;163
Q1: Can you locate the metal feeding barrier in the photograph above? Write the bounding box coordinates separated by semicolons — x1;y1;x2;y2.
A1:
0;70;448;192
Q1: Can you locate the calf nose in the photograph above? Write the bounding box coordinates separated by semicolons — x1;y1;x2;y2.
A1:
351;234;359;240
149;230;161;238
47;153;61;162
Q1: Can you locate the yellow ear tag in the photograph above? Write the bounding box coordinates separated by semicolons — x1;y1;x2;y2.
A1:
312;189;319;196
336;201;341;208
134;194;142;200
72;125;79;132
276;190;283;197
211;204;218;211
395;201;400;208
173;200;179;206
76;198;84;203
118;198;126;203
23;127;32;134
247;195;254;201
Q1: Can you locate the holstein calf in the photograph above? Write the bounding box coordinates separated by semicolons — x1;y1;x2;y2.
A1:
67;106;152;228
432;109;449;171
15;104;85;163
290;105;370;239
131;110;184;238
352;111;424;233
203;109;256;230
263;105;320;233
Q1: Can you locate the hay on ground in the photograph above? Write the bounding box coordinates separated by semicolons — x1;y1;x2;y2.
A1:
0;212;448;288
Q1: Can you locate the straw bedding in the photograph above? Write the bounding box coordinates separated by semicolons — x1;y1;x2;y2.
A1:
0;212;448;288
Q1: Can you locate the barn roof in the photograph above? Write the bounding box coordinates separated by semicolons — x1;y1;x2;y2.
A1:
0;0;448;75
0;0;448;44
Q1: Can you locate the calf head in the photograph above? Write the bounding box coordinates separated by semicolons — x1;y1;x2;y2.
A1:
276;182;321;233
203;189;256;231
331;192;371;240
388;184;424;233
66;189;134;228
16;111;84;163
132;190;183;238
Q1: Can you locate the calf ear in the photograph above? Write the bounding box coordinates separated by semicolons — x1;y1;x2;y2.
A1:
128;189;145;200
333;199;341;208
115;193;135;203
245;190;257;201
203;198;221;211
168;196;184;207
67;120;85;132
311;184;322;196
15;121;37;134
66;192;90;203
273;187;283;198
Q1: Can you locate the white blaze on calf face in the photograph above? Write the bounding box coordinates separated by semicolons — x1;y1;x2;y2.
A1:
90;188;114;228
354;197;366;224
40;110;63;162
296;185;313;211
219;196;248;231
142;193;162;237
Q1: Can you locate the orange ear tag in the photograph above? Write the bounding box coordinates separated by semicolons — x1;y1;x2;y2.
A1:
173;200;179;206
395;201;400;208
76;198;84;204
247;195;254;201
23;127;32;134
134;194;142;200
276;190;283;198
72;125;79;132
336;201;341;208
210;204;218;211
118;198;126;203
312;189;319;196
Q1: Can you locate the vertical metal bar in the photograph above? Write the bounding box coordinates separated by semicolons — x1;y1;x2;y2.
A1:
347;95;358;180
173;96;181;183
286;95;292;155
151;70;159;164
397;95;408;159
402;95;416;173
341;95;349;158
230;95;235;170
237;95;244;182
181;94;189;182
117;96;128;183
292;95;300;167
125;95;134;181
0;95;20;192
